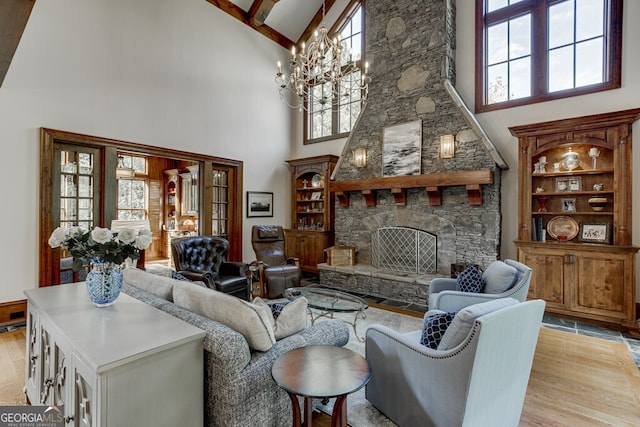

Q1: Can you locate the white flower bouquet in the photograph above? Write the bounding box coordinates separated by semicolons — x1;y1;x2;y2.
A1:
49;226;152;271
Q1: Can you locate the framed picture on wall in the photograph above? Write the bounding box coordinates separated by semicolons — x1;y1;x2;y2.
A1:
247;192;273;217
382;120;422;177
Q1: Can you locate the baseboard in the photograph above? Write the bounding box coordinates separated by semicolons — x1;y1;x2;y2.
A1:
0;299;27;326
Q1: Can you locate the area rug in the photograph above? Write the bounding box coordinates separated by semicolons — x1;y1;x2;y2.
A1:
311;307;640;427
312;306;423;427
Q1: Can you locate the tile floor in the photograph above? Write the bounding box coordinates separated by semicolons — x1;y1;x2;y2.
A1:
310;278;640;370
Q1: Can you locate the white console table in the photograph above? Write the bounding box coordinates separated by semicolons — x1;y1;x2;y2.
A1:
24;283;206;427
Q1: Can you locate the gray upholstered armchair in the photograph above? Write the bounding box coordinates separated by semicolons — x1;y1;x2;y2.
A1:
428;259;532;312
366;298;546;427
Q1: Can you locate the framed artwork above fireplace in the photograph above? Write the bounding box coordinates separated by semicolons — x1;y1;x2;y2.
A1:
382;120;422;177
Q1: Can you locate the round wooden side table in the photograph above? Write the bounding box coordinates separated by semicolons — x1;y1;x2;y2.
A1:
271;345;370;427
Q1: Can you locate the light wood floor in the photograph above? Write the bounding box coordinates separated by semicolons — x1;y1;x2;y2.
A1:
2;327;639;426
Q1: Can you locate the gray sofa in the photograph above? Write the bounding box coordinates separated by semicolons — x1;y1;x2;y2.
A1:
122;269;349;427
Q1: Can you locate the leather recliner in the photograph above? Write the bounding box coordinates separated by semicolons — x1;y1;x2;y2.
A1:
251;225;301;298
171;235;249;300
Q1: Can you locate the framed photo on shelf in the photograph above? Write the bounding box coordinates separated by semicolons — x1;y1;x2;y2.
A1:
310;191;322;200
568;177;582;191
246;191;273;217
555;178;569;192
579;223;610;243
561;198;576;212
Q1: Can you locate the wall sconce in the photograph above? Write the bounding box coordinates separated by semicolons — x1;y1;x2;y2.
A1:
352;146;368;167
440;134;455;159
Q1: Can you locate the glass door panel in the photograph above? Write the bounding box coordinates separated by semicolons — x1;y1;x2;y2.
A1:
52;144;101;284
211;169;228;238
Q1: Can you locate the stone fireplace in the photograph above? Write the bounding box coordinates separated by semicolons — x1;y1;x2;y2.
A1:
318;0;507;305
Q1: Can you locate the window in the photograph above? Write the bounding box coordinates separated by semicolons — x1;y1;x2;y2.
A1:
305;1;365;143
476;0;622;112
117;154;148;220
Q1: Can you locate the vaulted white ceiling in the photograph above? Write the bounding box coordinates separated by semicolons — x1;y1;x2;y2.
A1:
205;0;348;48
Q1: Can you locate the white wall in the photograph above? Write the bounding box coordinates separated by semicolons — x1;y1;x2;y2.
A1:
456;0;640;301
0;0;292;302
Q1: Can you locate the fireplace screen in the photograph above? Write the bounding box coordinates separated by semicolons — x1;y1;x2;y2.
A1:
372;227;437;274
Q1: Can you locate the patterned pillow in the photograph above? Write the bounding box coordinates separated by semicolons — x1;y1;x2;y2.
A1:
268;301;290;320
171;271;206;287
420;312;456;349
456;265;485;293
171;271;191;281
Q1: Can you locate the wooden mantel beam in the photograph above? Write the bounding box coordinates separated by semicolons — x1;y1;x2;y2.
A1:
329;169;494;207
330;170;493;192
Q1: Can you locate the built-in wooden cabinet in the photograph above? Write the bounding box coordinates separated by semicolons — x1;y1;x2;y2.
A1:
285;155;338;274
510;109;640;332
285;229;332;273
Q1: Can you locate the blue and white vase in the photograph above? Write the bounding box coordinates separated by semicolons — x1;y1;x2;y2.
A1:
85;261;123;307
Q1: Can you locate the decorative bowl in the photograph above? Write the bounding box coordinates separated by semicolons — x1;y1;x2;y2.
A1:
588;196;608;212
561;148;579;171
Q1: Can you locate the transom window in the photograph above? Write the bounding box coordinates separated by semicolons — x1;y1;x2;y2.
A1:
476;0;622;112
305;1;364;144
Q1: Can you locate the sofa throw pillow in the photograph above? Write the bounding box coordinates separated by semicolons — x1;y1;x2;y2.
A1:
253;297;308;340
456;265;485;293
122;268;175;301
482;261;518;294
420;312;456;349
437;298;519;351
173;282;276;351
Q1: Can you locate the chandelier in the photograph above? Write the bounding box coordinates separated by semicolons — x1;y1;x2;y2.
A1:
275;3;370;112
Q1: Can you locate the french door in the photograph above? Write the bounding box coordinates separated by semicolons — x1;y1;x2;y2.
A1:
39;128;243;287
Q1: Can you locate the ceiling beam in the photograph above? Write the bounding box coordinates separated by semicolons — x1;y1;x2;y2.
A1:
0;0;36;87
205;0;293;49
248;0;280;27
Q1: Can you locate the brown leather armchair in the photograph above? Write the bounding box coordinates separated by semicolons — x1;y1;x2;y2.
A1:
251;225;301;298
171;235;249;300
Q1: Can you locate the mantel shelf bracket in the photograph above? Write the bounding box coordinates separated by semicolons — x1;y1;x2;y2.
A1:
426;187;442;206
466;184;483;205
391;188;407;205
362;190;377;207
335;191;350;207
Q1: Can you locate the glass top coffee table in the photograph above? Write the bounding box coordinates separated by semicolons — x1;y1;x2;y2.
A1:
283;287;368;341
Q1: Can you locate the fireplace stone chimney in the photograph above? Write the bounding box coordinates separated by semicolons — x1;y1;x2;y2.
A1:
330;0;508;272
